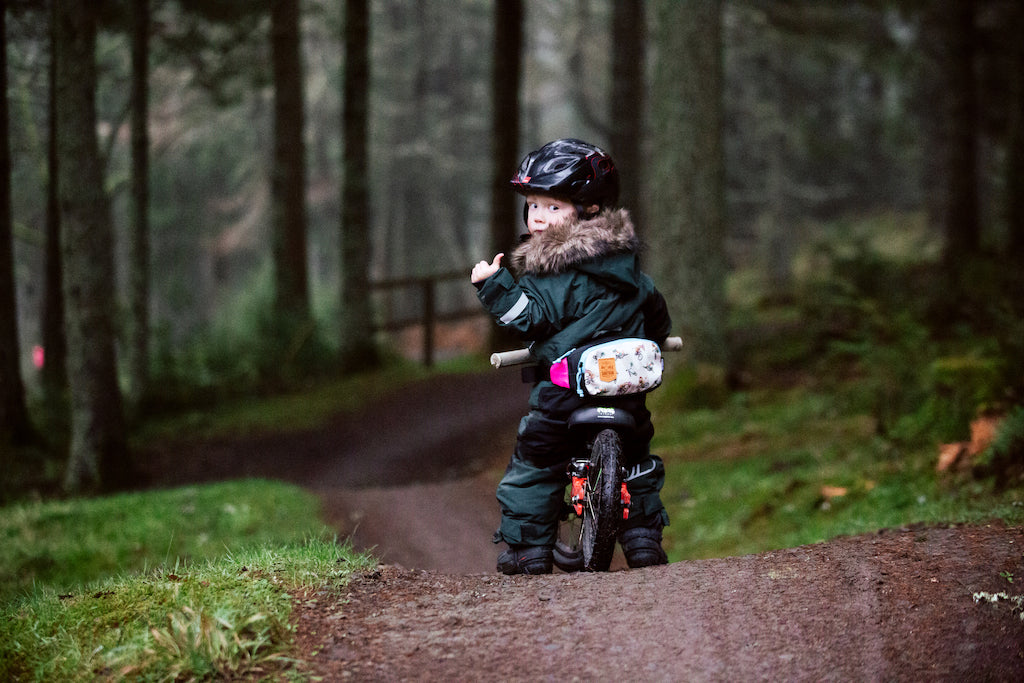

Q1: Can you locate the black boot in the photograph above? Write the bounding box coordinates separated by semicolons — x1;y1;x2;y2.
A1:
618;524;668;568
497;545;554;575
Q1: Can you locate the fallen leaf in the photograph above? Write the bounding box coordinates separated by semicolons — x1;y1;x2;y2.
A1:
968;414;1003;456
821;485;848;500
936;442;967;472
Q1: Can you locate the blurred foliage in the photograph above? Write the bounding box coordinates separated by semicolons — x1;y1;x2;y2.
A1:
653;363;732;414
656;390;1024;561
146;264;337;413
975;405;1024;490
783;213;1024;446
653;210;1024;560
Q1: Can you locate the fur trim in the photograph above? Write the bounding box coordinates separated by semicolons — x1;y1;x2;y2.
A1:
511;208;640;276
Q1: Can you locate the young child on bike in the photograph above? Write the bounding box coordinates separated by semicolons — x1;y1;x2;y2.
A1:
471;138;673;575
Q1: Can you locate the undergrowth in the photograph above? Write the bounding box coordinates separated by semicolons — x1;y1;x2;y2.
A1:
650;211;1024;560
650;381;1024;561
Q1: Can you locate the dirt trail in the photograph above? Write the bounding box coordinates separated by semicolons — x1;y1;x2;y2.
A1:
315;470;504;574
292;524;1024;681
142;371;1024;681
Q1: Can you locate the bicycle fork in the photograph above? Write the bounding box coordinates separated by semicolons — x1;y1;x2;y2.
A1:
568;458;632;521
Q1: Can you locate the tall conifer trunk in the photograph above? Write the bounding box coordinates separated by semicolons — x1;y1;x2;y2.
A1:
1005;1;1024;256
339;0;376;363
54;0;129;492
0;0;32;447
41;0;67;418
609;0;645;228
939;0;980;262
648;0;728;366
488;0;522;350
489;0;522;260
126;0;151;410
270;0;310;318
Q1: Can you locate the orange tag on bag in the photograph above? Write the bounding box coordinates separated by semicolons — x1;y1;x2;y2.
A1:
598;358;618;382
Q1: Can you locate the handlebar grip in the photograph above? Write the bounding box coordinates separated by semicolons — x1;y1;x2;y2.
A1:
490;348;534;368
663;336;683;352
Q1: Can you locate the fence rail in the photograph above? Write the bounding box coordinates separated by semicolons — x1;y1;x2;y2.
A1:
370;269;483;366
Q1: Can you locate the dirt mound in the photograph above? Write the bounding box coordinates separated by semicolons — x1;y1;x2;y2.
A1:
291;523;1024;681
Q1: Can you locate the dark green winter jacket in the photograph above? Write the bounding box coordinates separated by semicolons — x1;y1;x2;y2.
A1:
476;208;671;367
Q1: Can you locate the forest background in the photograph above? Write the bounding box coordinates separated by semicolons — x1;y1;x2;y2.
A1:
1;0;1023;497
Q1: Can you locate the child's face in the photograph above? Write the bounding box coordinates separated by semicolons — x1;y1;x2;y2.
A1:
524;194;576;236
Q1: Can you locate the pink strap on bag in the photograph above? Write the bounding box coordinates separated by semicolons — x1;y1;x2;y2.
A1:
549;357;570;388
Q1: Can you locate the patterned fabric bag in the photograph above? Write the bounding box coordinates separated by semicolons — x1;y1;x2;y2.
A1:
550;338;664;397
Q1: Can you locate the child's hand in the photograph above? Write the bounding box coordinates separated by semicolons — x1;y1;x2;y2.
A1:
471;253;504;283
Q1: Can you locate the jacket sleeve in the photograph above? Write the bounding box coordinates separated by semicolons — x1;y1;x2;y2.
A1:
641;276;672;343
475;268;563;340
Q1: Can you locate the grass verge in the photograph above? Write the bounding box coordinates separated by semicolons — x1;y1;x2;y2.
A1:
651;381;1024;561
0;480;334;603
0;480;375;681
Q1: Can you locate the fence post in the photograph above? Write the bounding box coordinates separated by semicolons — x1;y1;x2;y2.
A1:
370;270;480;366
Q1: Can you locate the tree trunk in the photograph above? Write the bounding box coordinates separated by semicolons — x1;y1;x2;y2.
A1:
54;0;129;492
41;0;67;418
270;0;310;318
488;0;522;350
609;0;645;227
936;0;981;262
339;0;377;363
648;0;728;366
489;0;522;259
126;0;150;411
0;0;32;447
1005;0;1024;256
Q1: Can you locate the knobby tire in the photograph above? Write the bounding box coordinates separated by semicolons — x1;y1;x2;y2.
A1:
581;428;623;571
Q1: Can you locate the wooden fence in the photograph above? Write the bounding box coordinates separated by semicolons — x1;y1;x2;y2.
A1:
370;270;483;366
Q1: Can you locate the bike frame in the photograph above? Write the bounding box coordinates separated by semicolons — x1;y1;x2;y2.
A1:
492;336;682;571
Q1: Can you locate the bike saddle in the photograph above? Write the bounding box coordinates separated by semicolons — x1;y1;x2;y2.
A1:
567;405;636;430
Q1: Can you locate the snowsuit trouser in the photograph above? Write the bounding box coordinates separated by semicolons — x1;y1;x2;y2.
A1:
493;380;669;548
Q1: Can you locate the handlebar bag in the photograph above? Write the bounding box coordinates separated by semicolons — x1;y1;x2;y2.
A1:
551;338;664;397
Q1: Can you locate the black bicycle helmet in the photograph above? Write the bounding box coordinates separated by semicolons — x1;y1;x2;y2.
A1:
510;138;619;221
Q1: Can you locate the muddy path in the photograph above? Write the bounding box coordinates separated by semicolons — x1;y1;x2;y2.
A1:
142;370;529;573
141;371;1024;680
291;524;1024;681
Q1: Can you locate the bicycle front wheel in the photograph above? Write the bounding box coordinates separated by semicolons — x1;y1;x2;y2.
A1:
580;428;624;571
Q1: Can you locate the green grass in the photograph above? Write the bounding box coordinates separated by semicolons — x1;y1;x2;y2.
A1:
0;480;375;681
0;537;374;681
650;380;1024;561
0;480;333;604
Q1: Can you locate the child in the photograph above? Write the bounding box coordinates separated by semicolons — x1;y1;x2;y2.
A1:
471;138;673;574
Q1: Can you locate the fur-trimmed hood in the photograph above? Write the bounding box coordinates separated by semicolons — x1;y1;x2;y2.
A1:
510;208;641;276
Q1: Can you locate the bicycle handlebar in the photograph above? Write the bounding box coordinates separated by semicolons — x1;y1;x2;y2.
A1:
490;336;684;368
489;348;534;368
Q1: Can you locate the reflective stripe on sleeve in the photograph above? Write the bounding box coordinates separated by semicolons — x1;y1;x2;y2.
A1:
499;293;529;325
